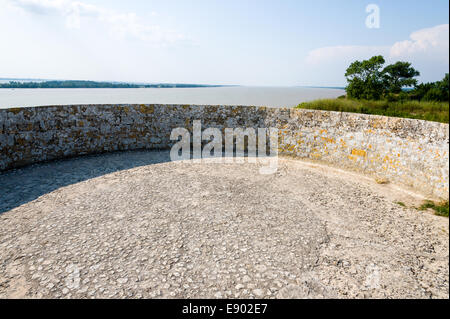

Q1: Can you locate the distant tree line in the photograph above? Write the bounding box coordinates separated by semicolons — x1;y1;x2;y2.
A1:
0;80;221;89
345;55;449;102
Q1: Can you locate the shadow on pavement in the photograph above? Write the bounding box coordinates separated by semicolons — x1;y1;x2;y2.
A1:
0;150;172;214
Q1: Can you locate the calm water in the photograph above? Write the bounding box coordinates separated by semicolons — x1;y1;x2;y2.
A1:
0;87;345;109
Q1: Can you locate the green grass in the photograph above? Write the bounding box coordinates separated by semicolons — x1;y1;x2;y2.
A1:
396;201;407;208
297;98;449;123
418;201;449;217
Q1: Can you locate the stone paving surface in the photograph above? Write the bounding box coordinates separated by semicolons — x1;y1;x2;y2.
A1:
0;151;448;299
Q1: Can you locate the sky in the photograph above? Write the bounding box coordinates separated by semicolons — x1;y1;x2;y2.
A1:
0;0;449;86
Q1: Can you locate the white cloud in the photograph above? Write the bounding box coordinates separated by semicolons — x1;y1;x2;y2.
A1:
6;0;187;46
390;24;449;63
304;24;449;84
306;24;449;65
7;0;66;15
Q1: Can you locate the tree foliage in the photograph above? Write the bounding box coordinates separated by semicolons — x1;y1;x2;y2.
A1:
410;73;449;102
345;55;386;100
382;61;420;94
345;56;447;102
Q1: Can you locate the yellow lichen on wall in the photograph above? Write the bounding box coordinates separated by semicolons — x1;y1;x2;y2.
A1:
352;149;367;157
139;105;154;114
321;137;335;144
8;108;22;115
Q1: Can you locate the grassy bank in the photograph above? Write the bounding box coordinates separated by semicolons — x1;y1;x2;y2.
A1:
297;98;449;123
419;201;449;217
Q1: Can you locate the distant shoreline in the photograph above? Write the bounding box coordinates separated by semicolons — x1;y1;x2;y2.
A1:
296;86;346;90
0;80;230;89
0;79;344;90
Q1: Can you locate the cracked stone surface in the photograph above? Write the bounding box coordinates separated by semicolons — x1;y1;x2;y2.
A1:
0;150;448;299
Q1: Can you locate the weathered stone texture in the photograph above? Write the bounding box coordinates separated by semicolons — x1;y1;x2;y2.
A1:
0;104;448;199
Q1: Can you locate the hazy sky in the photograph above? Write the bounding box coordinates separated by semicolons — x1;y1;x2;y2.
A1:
1;0;448;86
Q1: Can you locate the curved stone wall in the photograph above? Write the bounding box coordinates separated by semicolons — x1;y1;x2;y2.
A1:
0;104;448;199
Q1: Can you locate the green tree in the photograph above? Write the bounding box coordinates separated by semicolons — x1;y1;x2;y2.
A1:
435;73;449;101
345;55;386;100
423;88;443;101
411;73;449;102
410;82;434;100
382;61;420;94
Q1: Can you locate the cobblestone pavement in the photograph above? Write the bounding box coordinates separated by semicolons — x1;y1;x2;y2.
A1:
0;151;448;299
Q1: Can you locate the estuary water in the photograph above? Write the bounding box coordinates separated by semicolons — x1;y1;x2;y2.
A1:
0;86;345;109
